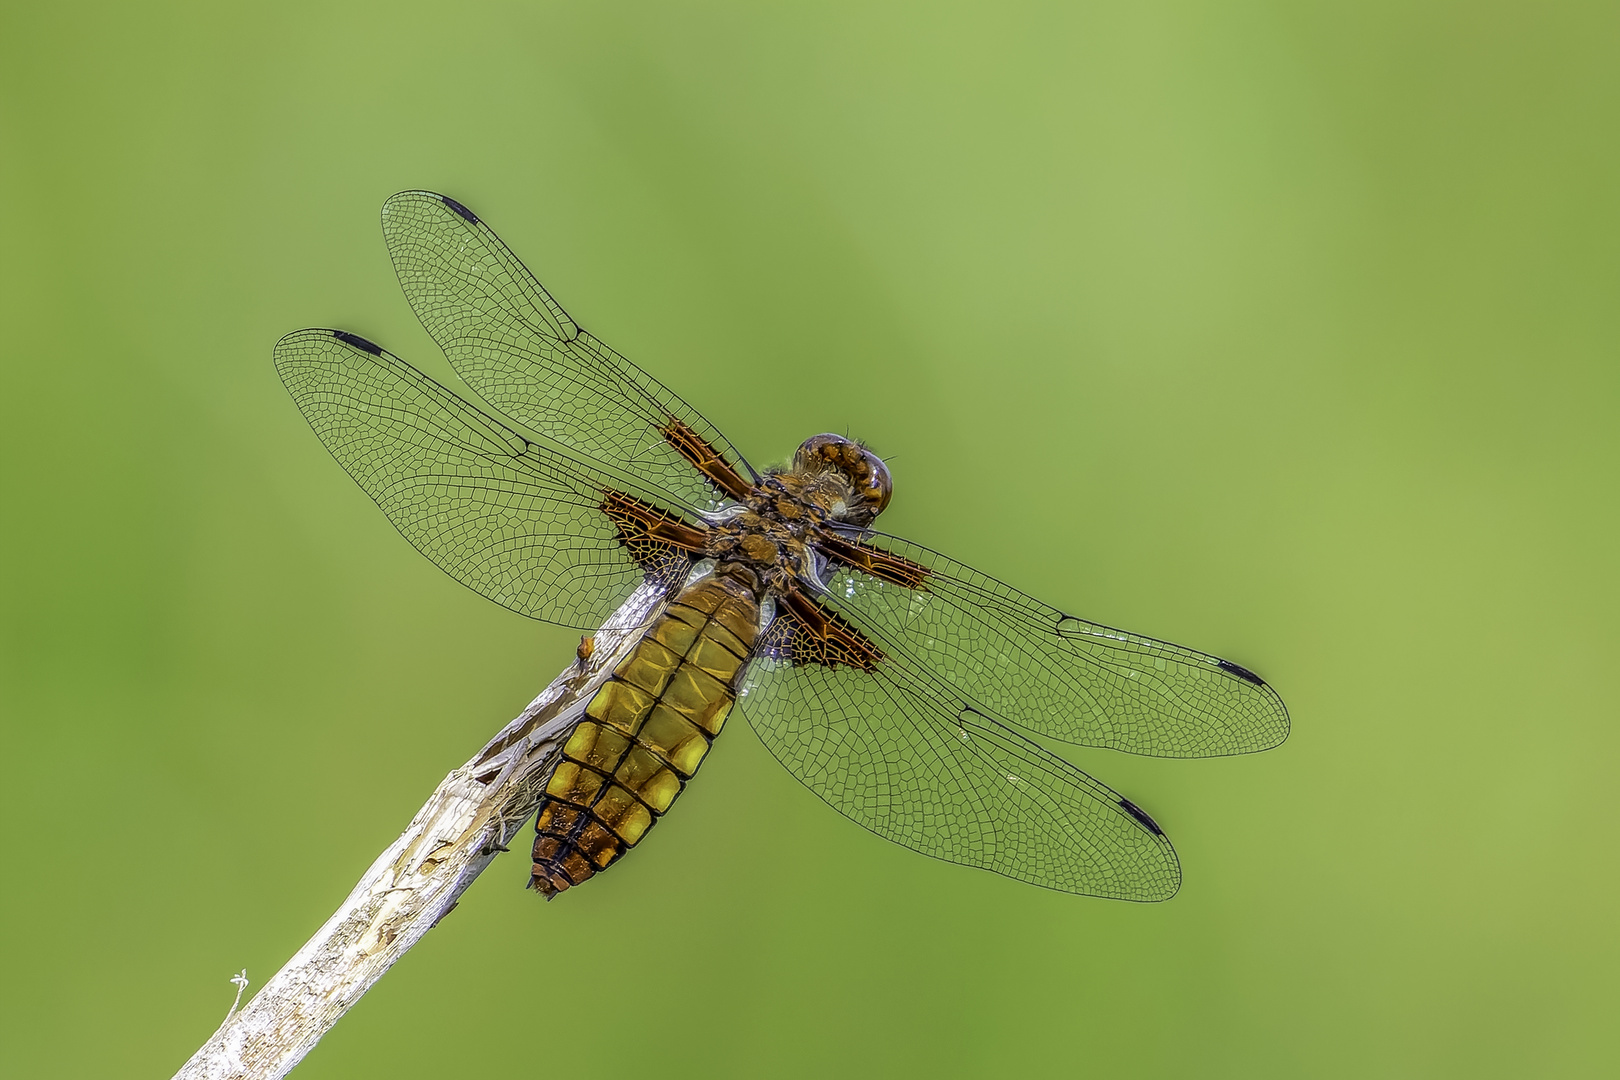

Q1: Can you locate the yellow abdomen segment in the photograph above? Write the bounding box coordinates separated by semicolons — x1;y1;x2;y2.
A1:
531;571;760;897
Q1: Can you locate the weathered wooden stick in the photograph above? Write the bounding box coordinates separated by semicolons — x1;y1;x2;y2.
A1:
172;584;665;1080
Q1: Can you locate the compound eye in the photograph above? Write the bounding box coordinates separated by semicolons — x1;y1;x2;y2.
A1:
857;448;892;517
795;433;848;469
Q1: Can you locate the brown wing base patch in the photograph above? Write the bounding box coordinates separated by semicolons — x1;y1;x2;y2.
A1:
762;586;884;671
600;489;708;583
660;417;754;501
818;534;931;590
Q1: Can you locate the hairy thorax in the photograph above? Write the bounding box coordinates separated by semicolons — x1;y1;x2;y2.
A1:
701;432;894;595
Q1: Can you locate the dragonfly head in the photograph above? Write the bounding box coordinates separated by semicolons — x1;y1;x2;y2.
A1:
792;434;892;527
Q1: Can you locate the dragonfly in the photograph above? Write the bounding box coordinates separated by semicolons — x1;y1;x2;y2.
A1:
274;191;1289;902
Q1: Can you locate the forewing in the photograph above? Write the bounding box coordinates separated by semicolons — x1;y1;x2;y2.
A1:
739;648;1181;900
821;534;1289;757
273;328;692;628
380;191;754;515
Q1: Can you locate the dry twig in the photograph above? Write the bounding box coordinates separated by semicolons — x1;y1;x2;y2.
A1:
172;584;664;1079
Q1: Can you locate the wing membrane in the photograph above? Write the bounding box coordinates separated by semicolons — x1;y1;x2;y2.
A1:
740;649;1181;900
380;191;754;515
273;328;692;628
820;534;1289;757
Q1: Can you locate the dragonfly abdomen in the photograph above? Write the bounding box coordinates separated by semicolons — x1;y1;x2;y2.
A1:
531;566;762;897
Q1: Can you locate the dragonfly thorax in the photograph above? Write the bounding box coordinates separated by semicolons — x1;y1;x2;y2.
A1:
704;503;816;594
703;435;890;594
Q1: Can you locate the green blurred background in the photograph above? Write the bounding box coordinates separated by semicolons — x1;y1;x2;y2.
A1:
3;1;1616;1076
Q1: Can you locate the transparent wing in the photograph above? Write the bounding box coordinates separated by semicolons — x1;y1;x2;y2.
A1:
273;328;693;628
739;647;1181;900
380;190;755;516
821;534;1289;757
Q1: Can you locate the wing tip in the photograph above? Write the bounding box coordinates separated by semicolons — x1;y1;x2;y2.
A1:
1133;876;1182;903
1268;704;1293;749
1214;659;1293;751
331;329;384;356
1117;797;1183;902
381;190;480;225
439;194;480;224
1118;796;1165;836
273;327;320;351
1217;658;1268;687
